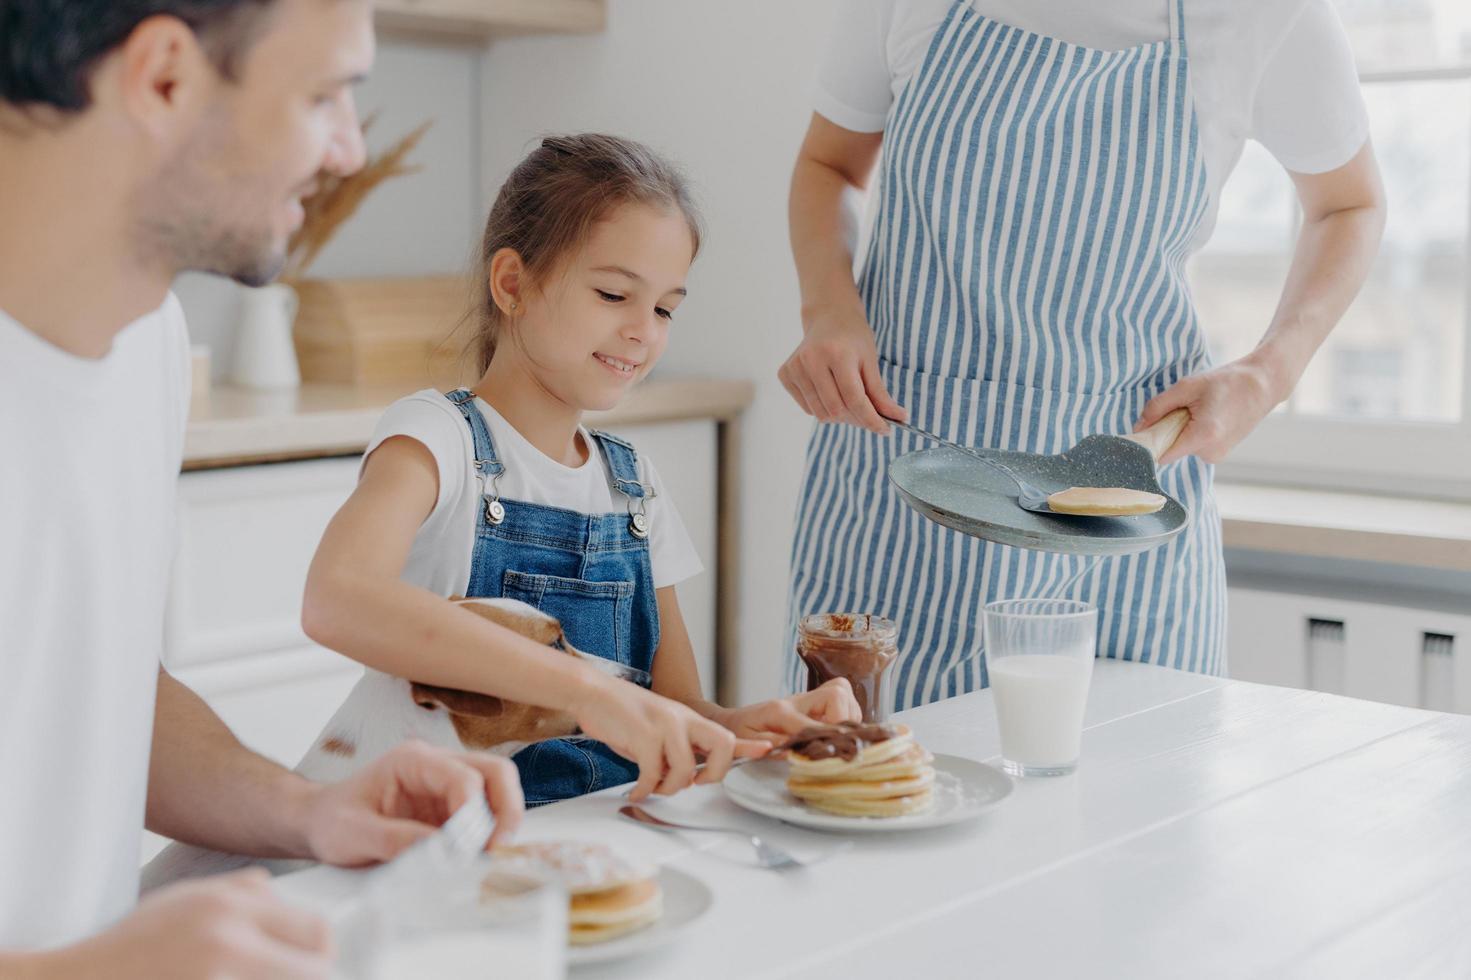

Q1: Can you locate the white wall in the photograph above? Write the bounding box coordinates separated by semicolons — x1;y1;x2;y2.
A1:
176;37;485;377
479;0;839;701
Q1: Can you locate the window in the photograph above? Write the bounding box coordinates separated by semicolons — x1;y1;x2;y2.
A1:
1192;0;1471;494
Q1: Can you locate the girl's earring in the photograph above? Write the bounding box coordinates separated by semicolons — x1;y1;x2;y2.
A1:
508;302;519;314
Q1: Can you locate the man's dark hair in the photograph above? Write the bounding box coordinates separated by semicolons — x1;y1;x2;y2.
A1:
0;1;278;112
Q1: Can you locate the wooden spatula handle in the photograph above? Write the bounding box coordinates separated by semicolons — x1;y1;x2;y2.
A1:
1122;408;1190;463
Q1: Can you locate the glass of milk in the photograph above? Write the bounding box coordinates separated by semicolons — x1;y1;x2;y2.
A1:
983;598;1098;777
351;858;567;980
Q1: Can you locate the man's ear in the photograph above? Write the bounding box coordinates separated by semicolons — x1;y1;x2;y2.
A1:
100;15;215;140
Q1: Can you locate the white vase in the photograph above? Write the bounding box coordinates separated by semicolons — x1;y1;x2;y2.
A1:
231;282;301;389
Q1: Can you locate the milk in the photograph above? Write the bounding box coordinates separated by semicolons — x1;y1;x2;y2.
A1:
989;652;1094;771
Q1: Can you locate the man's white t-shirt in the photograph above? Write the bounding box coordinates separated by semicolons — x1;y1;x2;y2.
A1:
366;390;703;598
814;0;1370;246
0;296;190;948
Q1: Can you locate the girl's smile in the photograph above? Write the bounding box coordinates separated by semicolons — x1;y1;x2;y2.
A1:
594;351;643;377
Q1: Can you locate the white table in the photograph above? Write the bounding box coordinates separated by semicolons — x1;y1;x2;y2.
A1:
278;662;1471;978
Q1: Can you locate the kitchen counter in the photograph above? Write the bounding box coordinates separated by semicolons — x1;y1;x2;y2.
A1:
184;377;755;470
275;660;1471;978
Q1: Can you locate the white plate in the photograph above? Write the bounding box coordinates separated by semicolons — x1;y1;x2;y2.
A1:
722;753;1013;833
567;865;712;967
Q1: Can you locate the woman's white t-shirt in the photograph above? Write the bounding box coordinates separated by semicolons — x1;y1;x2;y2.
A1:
815;0;1370;246
366;390;703;598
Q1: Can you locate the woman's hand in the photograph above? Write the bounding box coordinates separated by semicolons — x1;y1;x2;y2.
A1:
300;741;525;867
1135;354;1284;466
778;305;908;434
714;679;863;743
1140;145;1387;467
568;673;772;799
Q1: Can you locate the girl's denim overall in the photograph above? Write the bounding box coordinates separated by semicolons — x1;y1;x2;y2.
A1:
445;389;659;805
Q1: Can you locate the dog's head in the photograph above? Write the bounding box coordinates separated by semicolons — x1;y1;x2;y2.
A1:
407;597;644;754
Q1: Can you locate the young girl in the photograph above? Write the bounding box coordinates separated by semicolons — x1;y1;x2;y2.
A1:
301;133;859;806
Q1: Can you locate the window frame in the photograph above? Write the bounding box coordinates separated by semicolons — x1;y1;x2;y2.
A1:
1215;61;1471;499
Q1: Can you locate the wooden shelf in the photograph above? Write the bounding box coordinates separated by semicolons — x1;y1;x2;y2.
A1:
375;0;605;41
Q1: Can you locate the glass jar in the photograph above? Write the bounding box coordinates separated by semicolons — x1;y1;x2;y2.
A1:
796;613;900;722
342;859;567;980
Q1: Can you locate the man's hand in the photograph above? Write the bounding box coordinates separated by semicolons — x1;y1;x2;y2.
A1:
715;679;863;743
300;741;524;868
27;869;331;979
1136;355;1282;466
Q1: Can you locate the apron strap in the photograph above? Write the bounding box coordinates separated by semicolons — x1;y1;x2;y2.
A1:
1168;0;1186;44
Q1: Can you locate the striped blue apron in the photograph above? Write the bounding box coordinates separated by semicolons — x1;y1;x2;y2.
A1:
788;0;1227;710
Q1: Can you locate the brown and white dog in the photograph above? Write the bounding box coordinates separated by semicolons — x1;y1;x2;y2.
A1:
141;597;642;889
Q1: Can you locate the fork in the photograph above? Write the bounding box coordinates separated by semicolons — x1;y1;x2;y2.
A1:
618;804;803;871
884;416;1055;512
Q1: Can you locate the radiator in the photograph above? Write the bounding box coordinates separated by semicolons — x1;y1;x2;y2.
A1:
1226;587;1471;713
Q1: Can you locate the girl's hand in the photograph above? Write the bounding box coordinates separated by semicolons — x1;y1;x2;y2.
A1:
778;305;908;434
717;678;863;743
568;673;771;800
1135;354;1283;466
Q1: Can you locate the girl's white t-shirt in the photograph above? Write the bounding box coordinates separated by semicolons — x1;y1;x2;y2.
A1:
814;0;1370;247
366;390;703;598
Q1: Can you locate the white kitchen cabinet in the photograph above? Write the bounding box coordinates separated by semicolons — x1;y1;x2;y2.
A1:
614;418;718;696
167;457;363;674
1227;586;1471;713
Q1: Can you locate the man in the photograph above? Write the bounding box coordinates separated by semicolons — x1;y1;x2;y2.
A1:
0;2;525;974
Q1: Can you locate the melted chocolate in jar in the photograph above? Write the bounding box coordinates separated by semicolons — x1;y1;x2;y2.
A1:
797;614;898;722
787;722;899;762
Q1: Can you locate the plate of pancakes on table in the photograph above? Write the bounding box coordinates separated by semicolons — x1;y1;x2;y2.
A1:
488;841;712;965
723;721;1013;832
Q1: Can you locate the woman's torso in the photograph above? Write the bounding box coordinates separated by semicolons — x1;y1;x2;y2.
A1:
816;0;1369;253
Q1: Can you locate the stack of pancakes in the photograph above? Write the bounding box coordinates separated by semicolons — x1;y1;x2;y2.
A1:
488;841;662;945
785;721;936;817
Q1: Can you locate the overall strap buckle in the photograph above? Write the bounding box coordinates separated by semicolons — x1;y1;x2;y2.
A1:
587;428;656;539
626;495;651;540
444;389;508;526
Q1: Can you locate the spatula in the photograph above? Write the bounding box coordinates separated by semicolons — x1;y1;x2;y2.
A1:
884;409;1189;516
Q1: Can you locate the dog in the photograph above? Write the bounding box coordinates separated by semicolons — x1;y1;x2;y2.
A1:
141;596;642;889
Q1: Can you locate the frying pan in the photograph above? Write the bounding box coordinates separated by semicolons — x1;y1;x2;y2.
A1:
887;409;1191;557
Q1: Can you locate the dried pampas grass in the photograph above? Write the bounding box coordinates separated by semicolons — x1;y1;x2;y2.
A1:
284;113;433;279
